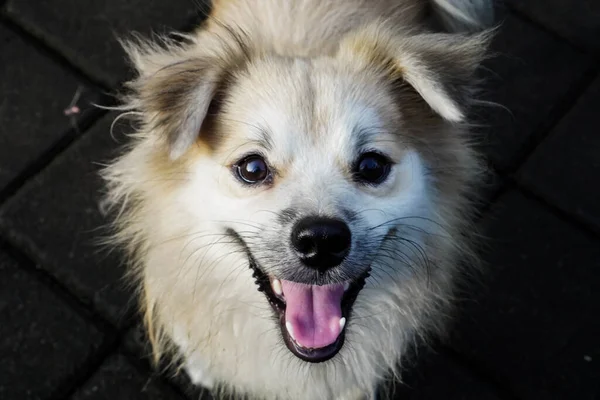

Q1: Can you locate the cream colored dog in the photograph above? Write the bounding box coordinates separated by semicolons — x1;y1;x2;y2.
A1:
102;0;495;398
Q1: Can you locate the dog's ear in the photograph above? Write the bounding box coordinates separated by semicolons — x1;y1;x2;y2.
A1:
338;24;493;122
121;31;250;159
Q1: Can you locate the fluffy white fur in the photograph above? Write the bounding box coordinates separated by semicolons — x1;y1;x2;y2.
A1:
101;1;495;399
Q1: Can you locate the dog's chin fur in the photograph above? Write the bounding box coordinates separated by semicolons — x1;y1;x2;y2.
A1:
101;0;496;398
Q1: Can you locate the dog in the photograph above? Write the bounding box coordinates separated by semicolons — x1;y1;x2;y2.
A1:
101;0;495;398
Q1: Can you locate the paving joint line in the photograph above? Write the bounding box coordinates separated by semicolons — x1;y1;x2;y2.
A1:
0;234;140;398
506;6;595;55
476;173;600;242
0;104;112;206
474;183;510;221
0;234;121;333
510;178;600;238
49;338;122;400
0;14;113;93
502;64;600;176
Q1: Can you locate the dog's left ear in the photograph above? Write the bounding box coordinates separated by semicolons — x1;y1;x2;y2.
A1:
120;32;249;159
338;24;493;122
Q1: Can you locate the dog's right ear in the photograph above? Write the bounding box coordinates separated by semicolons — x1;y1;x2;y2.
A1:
120;31;250;159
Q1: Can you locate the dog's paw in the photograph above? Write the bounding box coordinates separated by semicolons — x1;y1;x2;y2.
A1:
172;325;215;389
338;387;379;400
184;356;215;389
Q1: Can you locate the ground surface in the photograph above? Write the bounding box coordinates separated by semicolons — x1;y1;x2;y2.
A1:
0;1;599;399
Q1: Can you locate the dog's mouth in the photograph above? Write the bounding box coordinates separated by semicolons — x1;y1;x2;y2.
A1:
226;228;371;363
250;258;370;363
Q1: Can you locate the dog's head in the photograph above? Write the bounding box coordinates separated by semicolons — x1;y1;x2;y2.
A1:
106;23;490;367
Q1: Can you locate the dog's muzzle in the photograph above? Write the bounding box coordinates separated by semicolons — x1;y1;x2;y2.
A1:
226;224;370;363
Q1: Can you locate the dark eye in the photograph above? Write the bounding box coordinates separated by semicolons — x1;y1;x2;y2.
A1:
353;152;392;184
235;155;271;184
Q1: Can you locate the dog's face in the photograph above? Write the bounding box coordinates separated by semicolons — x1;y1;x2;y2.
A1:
177;55;436;361
108;24;489;369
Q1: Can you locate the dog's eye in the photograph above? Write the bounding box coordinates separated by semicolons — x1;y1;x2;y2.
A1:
353;152;392;184
235;155;271;184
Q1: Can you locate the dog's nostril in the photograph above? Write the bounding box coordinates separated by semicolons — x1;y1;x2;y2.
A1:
291;217;351;271
295;235;318;257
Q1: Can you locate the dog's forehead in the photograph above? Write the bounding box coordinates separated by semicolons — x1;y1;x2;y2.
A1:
224;57;398;160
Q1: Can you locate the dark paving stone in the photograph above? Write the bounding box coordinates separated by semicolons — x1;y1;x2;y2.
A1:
474;13;592;171
382;350;503;400
71;353;185;400
535;320;600;400
451;190;600;400
0;24;99;192
518;76;600;232
4;0;208;87
0;113;135;327
508;0;600;52
0;249;104;400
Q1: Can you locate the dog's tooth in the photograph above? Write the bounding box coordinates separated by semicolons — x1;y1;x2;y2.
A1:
272;279;283;296
339;317;346;330
343;282;350;292
285;322;295;340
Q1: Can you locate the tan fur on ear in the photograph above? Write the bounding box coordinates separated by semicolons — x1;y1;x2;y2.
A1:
338;22;493;122
118;29;251;159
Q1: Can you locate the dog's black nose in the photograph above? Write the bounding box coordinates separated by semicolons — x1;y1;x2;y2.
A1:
291;217;351;271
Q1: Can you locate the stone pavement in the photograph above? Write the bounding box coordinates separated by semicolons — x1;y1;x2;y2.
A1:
0;1;598;399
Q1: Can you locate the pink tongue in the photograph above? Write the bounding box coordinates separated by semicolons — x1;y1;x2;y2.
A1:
280;280;345;349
